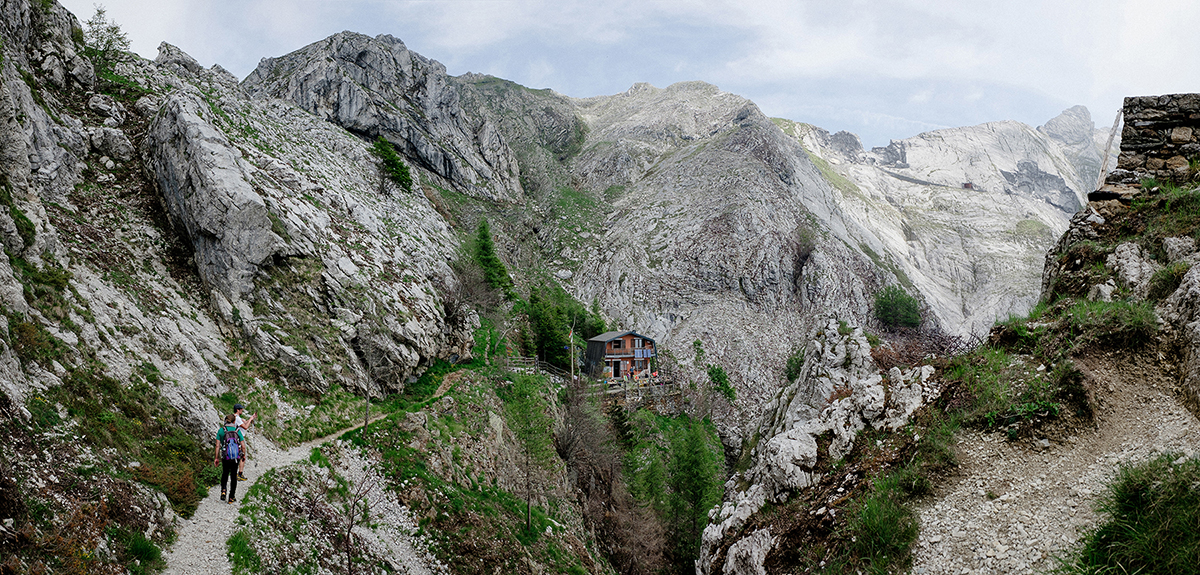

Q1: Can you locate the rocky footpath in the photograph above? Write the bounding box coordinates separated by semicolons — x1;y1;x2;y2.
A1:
910;351;1199;575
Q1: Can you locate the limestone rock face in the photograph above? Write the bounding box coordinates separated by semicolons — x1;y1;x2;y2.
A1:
698;318;941;574
243;32;523;203
142;45;476;397
0;6;476;444
144;93;284;299
777;111;1113;338
452;73;586;196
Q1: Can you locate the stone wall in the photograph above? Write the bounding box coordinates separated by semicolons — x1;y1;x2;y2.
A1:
1108;93;1200;184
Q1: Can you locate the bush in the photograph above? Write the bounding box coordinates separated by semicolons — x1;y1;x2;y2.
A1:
874;285;920;329
83;6;130;71
1058;454;1200;575
370;137;413;193
707;364;735;401
785;347;805;381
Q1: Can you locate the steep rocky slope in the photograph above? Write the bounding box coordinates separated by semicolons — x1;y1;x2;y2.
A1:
779;107;1113;337
0;0;1134;571
0;3;487;572
699;95;1200;575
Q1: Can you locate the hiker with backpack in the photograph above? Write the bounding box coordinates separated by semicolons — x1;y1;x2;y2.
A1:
214;414;244;504
233;404;257;481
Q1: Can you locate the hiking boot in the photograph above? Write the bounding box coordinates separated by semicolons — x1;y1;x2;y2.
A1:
237;473;248;481
220;490;227;501
227;497;236;505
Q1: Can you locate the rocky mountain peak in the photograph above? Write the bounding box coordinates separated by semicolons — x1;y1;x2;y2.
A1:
1039;104;1096;146
243;31;524;203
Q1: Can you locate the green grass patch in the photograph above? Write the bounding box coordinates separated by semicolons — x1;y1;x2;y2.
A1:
107;526;164;575
846;471;920;574
227;529;263;574
1147;261;1190;301
942;347;1062;428
0;175;35;247
1063;299;1157;349
1057;453;1200;575
8;253;73;323
32;362;216;517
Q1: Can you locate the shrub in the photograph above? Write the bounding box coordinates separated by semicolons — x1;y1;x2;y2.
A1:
707;364;735;401
83;6;130;71
874;285;921;329
1058;454;1200;575
785;347;805;381
370;136;413;193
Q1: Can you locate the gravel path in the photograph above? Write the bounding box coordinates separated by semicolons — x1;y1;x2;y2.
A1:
911;353;1200;575
163;416;388;575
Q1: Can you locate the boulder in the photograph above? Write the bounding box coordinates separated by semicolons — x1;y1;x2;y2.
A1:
91;127;134;161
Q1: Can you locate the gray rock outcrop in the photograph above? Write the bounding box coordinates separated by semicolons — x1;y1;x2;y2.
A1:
243;32;523;203
778;112;1112;338
698;318;941;574
0;7;476;440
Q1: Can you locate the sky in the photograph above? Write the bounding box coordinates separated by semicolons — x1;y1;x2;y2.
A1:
58;0;1200;148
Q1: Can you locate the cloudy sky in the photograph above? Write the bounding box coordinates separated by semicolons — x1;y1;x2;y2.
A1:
59;0;1200;147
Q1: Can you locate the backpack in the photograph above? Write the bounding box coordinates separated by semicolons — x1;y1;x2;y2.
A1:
221;425;241;461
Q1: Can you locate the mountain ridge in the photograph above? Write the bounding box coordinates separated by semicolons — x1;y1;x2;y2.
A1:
0;4;1157;573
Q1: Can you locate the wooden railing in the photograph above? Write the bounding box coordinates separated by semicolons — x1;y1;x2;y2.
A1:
500;356;681;401
600;378;683;400
501;356;572;380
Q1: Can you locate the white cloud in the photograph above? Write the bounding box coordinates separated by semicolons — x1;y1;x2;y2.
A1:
51;0;1200;145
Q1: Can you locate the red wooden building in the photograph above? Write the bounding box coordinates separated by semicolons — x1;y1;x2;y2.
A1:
585;330;656;379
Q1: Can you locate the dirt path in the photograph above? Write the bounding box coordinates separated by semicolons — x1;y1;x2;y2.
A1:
911;352;1200;575
163;414;389;575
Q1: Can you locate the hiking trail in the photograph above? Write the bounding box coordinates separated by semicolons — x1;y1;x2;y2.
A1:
911;351;1200;575
163;414;389;575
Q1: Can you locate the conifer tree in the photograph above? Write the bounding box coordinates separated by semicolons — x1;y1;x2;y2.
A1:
503;375;555;535
475;219;513;297
666;418;722;567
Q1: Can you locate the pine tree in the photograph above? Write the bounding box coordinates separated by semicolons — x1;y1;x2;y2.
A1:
503;375;555;535
527;289;568;368
370;137;413;193
475;219;513;297
666;418;722;568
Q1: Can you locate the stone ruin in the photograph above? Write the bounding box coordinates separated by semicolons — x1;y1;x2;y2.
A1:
1106;93;1200;186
